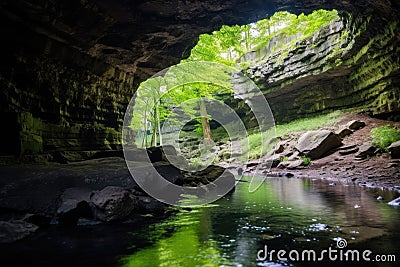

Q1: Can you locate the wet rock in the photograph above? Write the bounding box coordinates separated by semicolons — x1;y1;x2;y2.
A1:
0;220;38;243
388;196;400;206
345;120;366;130
279;172;294;178
90;186;136;222
135;196;165;214
296;130;342;159
388;141;400;159
335;127;353;139
355;144;377;159
57;187;93;225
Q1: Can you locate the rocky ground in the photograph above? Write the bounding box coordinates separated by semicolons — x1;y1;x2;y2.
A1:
243;113;400;192
0;148;233;243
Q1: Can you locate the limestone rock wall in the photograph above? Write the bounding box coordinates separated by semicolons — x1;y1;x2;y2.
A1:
244;14;400;123
0;39;135;160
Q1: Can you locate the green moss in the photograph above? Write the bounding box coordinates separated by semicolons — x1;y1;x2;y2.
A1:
371;125;400;151
280;156;289;162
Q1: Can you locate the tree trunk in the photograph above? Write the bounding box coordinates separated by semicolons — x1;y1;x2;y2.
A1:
157;105;163;146
199;98;212;145
142;101;149;147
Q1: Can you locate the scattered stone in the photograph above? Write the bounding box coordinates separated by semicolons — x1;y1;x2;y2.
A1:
0;220;38;243
387;163;398;168
377;196;383;201
296;130;342;159
90;186;136;222
263;154;281;168
329;183;336;186
354;204;361;209
339;147;359;155
345;120;366;130
135;196;165;214
335;127;353;139
278;160;305;170
355;144;377;159
287;151;300;161
273;142;285;154
388;141;400;159
388;197;400;206
338;144;358;151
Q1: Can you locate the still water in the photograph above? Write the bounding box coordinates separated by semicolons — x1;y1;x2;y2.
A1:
2;177;399;267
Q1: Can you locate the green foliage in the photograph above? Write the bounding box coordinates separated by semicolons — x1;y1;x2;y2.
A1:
185;9;339;65
301;156;311;166
371;125;400;151
280;156;289;162
246;129;276;159
276;110;343;137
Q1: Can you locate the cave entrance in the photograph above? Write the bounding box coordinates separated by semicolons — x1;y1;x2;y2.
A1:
126;9;346;163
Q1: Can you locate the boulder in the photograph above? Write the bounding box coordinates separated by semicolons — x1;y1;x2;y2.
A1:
57;187;93;225
0;220;38;243
335;127;353;139
345;120;366;130
90;186;136;222
388;141;400;159
296;130;342;159
355;144;377;159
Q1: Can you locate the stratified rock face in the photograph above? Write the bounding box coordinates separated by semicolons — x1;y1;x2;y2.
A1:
244;14;400;123
0;0;399;158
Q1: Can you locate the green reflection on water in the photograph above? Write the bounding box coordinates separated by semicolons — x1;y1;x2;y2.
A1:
119;177;400;267
120;209;231;267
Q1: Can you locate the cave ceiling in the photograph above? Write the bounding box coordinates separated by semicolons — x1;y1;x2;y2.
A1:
0;0;399;80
